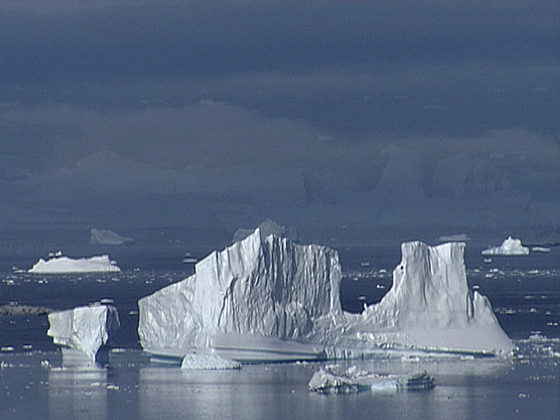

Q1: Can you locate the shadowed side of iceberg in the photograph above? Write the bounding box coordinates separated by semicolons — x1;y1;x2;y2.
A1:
47;303;120;364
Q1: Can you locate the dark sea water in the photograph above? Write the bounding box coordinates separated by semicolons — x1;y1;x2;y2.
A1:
0;246;558;420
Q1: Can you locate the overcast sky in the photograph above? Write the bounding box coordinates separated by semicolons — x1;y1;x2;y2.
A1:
0;1;558;245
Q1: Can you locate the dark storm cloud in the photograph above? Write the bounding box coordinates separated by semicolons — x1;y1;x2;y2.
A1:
0;1;557;239
0;1;557;139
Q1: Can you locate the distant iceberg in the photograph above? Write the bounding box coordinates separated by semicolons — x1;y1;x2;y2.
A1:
47;302;120;362
90;228;134;246
531;246;551;253
28;254;121;273
482;237;529;256
438;234;469;242
138;224;514;363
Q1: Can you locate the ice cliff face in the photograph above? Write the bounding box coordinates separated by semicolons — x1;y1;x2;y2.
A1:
362;242;481;329
138;227;514;360
138;228;342;353
47;303;120;361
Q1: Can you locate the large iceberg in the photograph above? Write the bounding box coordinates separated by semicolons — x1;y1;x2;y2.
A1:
138;226;514;362
482;237;529;256
138;226;341;361
28;254;121;273
47;303;120;362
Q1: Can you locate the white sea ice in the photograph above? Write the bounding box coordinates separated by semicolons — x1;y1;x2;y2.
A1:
47;303;120;361
28;254;121;273
482;237;529;256
90;228;134;246
138;224;515;362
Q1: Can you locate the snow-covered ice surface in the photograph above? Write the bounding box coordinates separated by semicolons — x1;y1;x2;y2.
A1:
482;237;530;256
28;254;121;273
138;227;514;361
47;303;120;361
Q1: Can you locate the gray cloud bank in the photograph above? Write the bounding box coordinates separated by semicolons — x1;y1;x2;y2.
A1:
1;102;557;244
0;1;557;247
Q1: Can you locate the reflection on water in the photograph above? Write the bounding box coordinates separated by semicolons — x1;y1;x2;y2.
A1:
0;351;556;420
49;368;108;420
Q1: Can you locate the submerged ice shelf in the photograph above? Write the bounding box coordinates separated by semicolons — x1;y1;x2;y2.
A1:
138;223;515;363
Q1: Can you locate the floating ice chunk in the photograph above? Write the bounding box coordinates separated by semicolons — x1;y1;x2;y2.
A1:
90;228;134;246
47;303;120;362
28;254;121;273
531;247;551;253
308;364;435;393
482;237;529;256
181;353;241;370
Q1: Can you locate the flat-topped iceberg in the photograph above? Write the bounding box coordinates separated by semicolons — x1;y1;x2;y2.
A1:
28;254;121;273
138;224;514;363
47;303;120;362
482;237;529;256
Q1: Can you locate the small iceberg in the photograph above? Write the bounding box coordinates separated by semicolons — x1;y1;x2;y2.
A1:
308;364;435;393
531;247;551;253
47;302;120;363
28;254;121;273
481;237;529;256
181;353;241;370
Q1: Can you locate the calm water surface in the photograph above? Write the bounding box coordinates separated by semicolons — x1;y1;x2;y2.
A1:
0;247;558;420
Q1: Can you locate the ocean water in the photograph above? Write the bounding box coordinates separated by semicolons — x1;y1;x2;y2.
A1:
0;246;558;420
